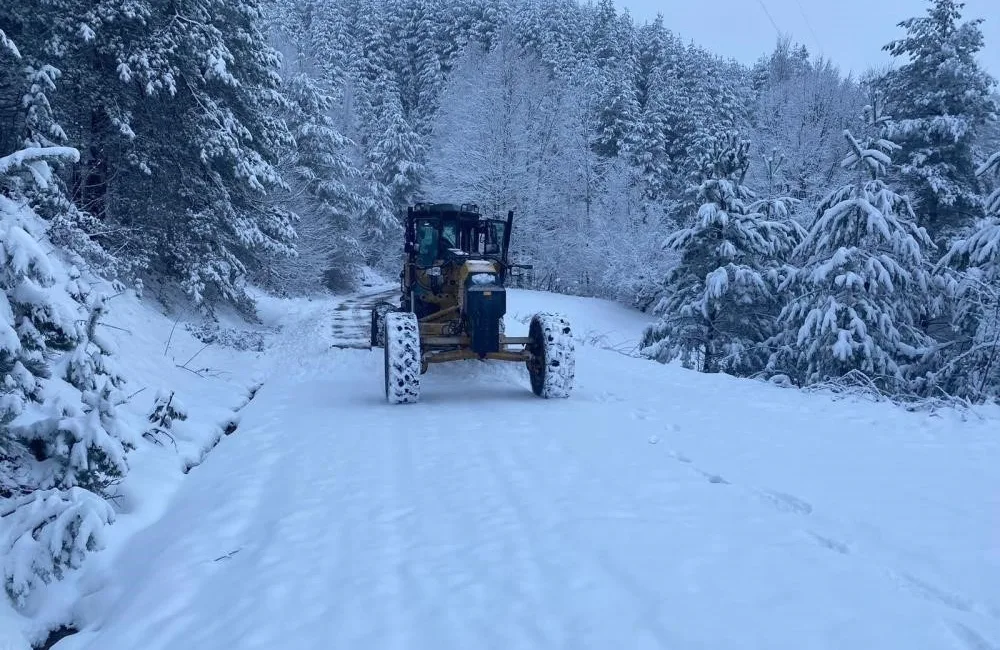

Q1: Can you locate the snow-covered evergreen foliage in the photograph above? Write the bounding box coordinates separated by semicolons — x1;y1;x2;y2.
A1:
881;0;998;242
924;151;1000;401
2;487;113;607
260;59;364;293
641;133;798;374
1;152;81;494
1;32;134;607
3;0;298;312
768;124;937;389
368;98;425;215
0;150;132;609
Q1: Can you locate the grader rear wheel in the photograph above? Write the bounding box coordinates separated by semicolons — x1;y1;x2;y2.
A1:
526;313;575;398
370;302;395;348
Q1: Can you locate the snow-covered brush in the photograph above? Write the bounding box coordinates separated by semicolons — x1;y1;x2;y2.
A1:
143;390;187;450
1;487;113;608
802;368;978;417
579;329;641;358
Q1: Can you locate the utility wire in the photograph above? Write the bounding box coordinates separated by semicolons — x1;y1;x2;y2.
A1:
753;0;782;38
792;0;824;55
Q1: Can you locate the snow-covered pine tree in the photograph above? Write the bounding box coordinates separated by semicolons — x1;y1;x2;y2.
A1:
1;153;131;496
143;390;187;447
7;0;299;312
3;486;114;607
628;18;672;203
388;0;450;135
0;33;84;491
368;95;424;215
983;152;1000;217
268;65;363;293
881;0;998;242
0;167;74;495
0;131;127;606
586;0;639;161
768;124;937;390
658;44;752;207
43;294;132;492
924;150;1000;401
640;133;798;375
512;0;587;80
749;150;806;301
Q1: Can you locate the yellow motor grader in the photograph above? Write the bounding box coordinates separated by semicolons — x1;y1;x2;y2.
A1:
371;203;575;404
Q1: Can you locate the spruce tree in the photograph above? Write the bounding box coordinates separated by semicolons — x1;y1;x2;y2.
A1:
641;133;798;375
881;0;998;242
927;151;1000;400
368;96;425;214
768;123;937;389
278;70;363;292
5;0;299;312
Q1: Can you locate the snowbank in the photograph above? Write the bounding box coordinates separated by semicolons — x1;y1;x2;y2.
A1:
1;265;277;647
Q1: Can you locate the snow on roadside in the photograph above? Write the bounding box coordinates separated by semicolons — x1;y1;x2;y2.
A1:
1;280;313;647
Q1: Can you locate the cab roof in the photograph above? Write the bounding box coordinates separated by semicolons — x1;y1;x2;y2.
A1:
411;202;482;219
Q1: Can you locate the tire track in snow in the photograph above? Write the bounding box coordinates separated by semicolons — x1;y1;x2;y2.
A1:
455;426;572;649
221;405;361;647
489;426;679;649
396;423;474;649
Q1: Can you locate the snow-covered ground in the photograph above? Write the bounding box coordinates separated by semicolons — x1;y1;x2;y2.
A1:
15;287;1000;649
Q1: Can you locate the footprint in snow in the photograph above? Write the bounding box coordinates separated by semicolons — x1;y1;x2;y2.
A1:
948;622;998;650
805;530;850;555
756;489;813;515
891;570;976;614
666;450;692;463
697;469;729;485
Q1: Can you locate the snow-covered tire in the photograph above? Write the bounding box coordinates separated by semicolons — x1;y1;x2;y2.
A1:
526;313;575;398
384;312;421;404
370;302;395;348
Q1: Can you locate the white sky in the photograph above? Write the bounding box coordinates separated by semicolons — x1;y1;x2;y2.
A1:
617;0;1000;78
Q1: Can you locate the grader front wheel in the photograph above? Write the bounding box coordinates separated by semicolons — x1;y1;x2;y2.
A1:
384;312;421;404
526;313;575;398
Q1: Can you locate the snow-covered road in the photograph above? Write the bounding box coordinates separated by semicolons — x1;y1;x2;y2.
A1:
58;289;1000;650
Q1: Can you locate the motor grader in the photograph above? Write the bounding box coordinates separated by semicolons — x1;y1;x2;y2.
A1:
371;203;575;404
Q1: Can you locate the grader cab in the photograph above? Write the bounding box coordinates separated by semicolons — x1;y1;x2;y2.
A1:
371;203;575;404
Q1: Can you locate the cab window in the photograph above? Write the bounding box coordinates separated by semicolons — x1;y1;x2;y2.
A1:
441;221;458;250
483;220;506;256
416;220;438;265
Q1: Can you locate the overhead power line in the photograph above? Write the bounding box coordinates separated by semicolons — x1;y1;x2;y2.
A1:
792;0;824;55
754;0;782;38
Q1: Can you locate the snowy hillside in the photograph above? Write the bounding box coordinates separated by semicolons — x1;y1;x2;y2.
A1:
4;286;993;650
